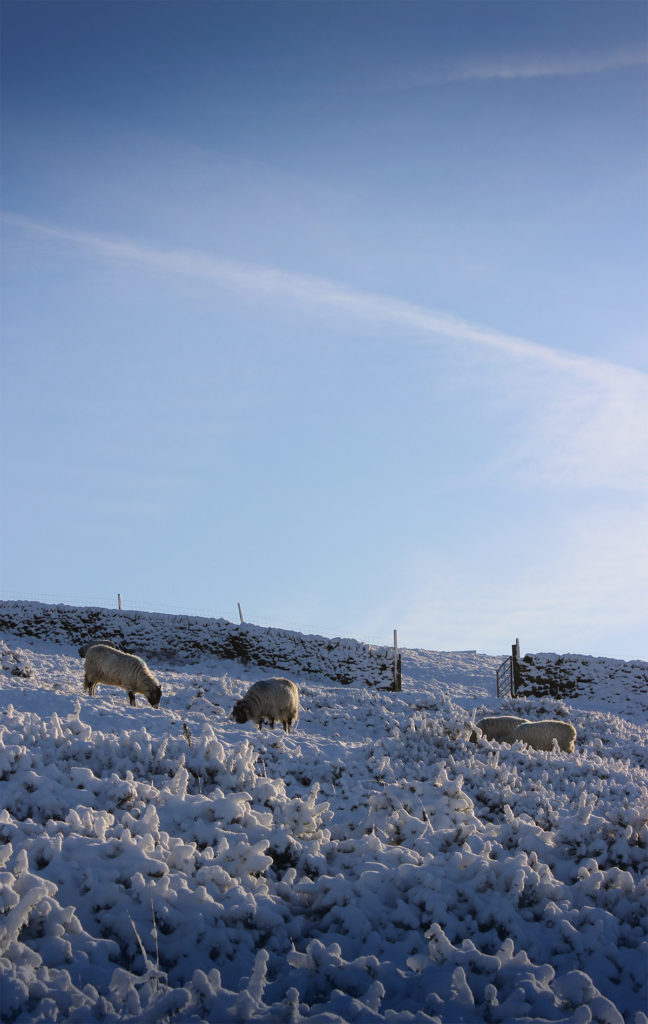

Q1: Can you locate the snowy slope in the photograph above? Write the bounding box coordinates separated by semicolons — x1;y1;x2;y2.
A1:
0;623;647;1024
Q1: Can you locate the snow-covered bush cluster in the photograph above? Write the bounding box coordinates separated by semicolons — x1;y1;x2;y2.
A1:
0;621;646;1024
0;639;33;679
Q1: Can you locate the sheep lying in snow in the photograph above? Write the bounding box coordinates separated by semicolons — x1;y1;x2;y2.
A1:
231;677;299;733
83;644;161;708
510;719;577;753
470;715;530;743
78;639;121;658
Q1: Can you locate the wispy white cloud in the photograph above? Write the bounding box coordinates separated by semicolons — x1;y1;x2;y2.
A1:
379;46;648;90
390;498;648;658
4;212;648;494
502;368;648;493
2;211;641;375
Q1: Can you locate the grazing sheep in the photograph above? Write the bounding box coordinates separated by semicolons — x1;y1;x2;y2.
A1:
231;677;299;733
510;719;577;753
78;639;121;658
470;715;531;743
83;644;161;708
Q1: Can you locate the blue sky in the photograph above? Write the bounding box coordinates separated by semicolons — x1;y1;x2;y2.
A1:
1;0;647;659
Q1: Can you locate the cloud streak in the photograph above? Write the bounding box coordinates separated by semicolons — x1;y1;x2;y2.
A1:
3;211;644;380
4;211;648;493
379;46;648;90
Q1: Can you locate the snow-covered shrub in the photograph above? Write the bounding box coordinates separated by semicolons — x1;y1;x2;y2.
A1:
0;641;32;679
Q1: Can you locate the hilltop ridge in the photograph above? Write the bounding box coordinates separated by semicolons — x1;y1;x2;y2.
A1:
1;600;647;717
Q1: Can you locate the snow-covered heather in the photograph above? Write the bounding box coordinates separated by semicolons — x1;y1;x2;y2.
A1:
1;631;647;1024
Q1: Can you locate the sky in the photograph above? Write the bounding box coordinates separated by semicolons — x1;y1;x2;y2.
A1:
1;0;647;660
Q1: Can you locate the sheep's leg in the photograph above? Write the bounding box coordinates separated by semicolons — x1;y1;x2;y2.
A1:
83;675;94;695
128;691;136;706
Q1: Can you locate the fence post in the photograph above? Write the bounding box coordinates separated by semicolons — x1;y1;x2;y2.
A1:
238;603;244;624
511;641;521;695
117;593;123;611
393;629;401;691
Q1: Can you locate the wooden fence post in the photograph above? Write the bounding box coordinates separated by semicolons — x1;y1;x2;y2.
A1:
238;603;244;624
393;629;401;691
117;593;123;611
511;640;521;695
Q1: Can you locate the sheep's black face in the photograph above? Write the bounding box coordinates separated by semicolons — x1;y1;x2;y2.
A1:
231;700;249;724
148;686;162;708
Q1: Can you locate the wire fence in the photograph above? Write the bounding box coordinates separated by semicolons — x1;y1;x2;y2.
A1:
0;590;393;648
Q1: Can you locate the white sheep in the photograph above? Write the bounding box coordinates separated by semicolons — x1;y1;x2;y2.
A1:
231;677;299;733
510;719;577;753
83;644;162;708
78;639;121;658
470;715;530;743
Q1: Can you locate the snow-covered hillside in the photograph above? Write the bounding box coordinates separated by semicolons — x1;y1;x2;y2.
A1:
0;618;647;1024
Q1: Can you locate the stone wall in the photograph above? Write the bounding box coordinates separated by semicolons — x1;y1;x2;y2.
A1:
515;651;648;700
0;601;395;687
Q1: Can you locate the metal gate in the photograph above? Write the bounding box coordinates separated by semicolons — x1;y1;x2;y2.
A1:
496;656;513;697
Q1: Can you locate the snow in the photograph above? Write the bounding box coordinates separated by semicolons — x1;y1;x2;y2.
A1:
0;619;647;1024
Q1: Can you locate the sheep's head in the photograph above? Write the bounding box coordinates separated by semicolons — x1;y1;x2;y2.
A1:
231;699;250;724
148;685;162;708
